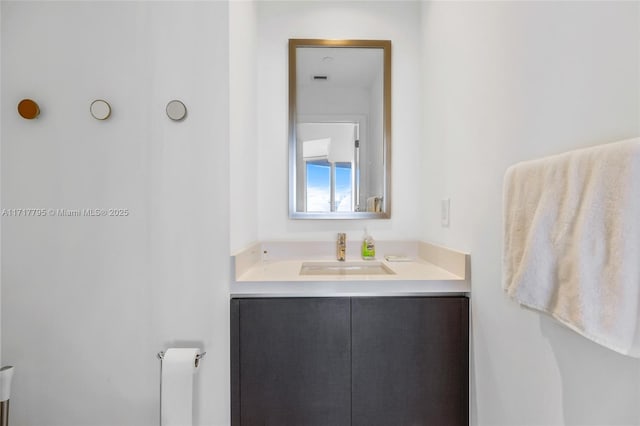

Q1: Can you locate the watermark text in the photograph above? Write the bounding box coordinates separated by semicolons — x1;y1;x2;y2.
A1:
1;208;130;217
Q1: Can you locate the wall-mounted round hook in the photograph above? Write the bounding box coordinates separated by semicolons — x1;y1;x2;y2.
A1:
166;100;187;121
17;99;40;119
90;99;111;120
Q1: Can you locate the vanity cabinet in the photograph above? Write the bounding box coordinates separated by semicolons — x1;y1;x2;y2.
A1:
351;297;469;426
231;298;351;426
231;296;469;426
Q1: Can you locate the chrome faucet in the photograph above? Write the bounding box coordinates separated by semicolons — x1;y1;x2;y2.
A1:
337;233;346;261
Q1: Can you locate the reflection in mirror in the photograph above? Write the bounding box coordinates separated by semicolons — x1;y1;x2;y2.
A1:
289;39;391;219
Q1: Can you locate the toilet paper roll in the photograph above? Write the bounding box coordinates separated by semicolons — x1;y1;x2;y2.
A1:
161;348;199;426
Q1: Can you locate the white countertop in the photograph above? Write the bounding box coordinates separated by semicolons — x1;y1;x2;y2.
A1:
230;240;471;298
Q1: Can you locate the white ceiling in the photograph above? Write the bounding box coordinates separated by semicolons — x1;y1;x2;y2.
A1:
296;46;383;89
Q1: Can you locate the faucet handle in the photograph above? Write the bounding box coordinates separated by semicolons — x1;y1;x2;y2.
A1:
337;233;346;261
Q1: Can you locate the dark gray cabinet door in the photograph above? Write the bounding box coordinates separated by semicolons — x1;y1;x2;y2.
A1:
351;297;469;426
232;298;351;426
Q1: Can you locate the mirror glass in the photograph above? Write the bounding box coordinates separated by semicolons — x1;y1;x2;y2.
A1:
289;39;391;219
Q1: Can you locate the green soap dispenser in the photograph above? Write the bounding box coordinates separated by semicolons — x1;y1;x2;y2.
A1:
361;228;376;260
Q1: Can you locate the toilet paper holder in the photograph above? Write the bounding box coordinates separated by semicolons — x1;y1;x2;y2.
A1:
157;351;206;368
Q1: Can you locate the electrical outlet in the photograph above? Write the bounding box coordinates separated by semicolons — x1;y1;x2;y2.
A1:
441;198;450;227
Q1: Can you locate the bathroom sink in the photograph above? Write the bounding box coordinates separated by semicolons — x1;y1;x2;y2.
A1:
299;261;395;276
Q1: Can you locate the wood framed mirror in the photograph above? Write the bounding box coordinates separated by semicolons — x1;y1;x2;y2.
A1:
289;39;391;219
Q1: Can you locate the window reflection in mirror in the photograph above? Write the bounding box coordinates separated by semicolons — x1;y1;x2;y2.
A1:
289;39;391;219
300;122;357;212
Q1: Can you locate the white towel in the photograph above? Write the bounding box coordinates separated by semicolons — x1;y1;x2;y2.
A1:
503;137;640;356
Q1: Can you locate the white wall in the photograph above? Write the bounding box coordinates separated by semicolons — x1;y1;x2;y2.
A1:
230;0;259;253
421;1;640;425
1;2;230;425
255;1;423;242
0;0;3;369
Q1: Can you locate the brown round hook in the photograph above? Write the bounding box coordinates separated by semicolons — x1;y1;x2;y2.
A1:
17;99;40;119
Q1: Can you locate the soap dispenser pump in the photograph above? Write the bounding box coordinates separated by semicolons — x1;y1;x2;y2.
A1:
361;228;375;260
